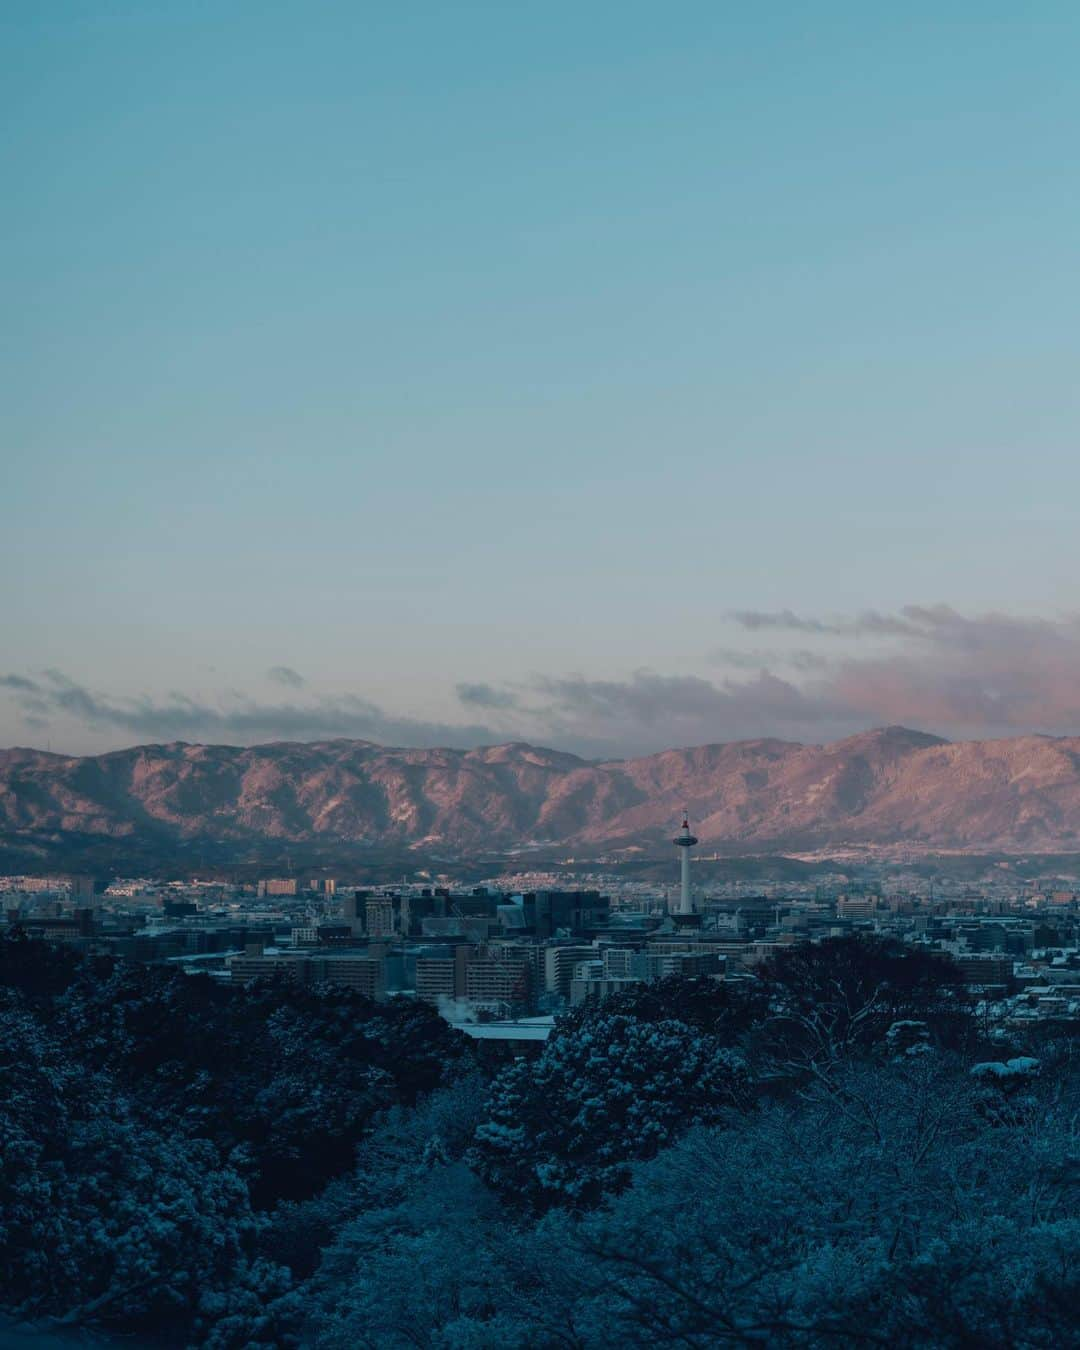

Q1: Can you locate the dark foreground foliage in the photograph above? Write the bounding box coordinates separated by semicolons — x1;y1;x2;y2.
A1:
0;932;1077;1348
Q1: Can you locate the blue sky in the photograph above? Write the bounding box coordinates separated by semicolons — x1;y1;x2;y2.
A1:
5;2;1080;756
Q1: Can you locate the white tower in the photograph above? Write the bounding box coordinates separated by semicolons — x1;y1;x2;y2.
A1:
672;810;698;915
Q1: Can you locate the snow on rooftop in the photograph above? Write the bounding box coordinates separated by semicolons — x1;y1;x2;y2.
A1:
451;1022;553;1041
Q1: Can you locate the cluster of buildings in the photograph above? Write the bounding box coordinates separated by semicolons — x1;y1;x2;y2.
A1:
3;823;1080;1042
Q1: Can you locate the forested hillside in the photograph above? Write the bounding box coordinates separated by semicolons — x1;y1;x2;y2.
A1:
1;934;1077;1348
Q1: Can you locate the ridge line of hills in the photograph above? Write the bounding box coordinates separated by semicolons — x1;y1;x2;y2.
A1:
4;724;1080;855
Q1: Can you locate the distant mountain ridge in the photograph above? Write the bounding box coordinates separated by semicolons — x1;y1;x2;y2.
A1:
3;726;1080;854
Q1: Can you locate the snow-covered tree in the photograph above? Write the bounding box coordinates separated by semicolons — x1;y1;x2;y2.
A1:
0;1000;284;1340
757;937;974;1078
567;1053;1080;1347
471;1013;751;1210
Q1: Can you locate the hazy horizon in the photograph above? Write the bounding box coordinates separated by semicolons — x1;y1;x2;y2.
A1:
7;718;1080;765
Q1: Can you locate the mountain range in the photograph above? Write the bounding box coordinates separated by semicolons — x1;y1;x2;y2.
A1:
4;725;1080;858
